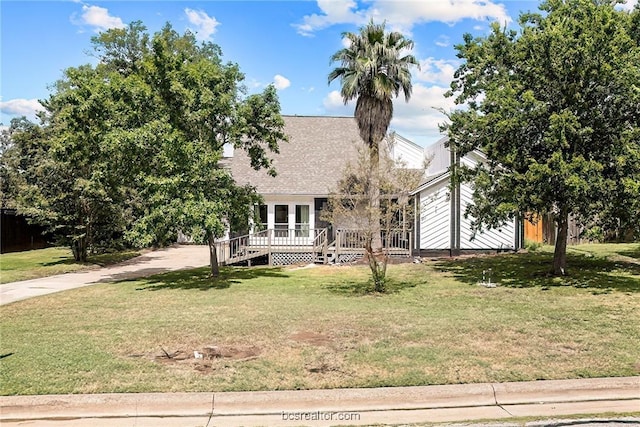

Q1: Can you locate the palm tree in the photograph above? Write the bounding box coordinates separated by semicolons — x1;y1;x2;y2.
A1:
328;21;417;291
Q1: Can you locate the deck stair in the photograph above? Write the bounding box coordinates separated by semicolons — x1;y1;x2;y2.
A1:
215;230;270;266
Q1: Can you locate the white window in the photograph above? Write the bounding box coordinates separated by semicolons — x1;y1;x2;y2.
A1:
295;205;310;237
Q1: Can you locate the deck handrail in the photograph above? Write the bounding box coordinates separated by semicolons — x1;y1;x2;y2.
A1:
215;228;330;265
335;228;412;256
214;229;270;263
312;228;327;250
312;228;328;263
215;227;411;265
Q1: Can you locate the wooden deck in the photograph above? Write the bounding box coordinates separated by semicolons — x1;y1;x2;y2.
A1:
215;229;412;266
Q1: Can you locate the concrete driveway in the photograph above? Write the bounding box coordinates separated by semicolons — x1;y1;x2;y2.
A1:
0;245;210;305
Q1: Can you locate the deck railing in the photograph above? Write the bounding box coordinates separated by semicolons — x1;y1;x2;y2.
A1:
382;230;412;254
216;229;329;265
334;229;412;258
250;228;325;247
215;229;270;264
215;228;412;265
312;228;329;262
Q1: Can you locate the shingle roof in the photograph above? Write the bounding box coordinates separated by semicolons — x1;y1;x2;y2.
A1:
229;115;364;196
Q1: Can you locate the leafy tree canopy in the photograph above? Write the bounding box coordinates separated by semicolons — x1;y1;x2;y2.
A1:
444;0;640;275
8;22;286;273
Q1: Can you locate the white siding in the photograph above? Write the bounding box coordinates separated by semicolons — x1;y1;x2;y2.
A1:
424;138;451;176
460;151;485;169
419;178;451;249
389;134;426;169
459;183;516;249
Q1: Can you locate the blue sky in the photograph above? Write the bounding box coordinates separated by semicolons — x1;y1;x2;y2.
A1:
1;0;638;147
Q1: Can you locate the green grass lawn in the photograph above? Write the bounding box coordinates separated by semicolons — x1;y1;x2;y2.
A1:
0;243;638;395
0;247;142;284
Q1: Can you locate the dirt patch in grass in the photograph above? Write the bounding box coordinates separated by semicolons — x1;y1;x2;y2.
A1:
304;351;349;375
136;344;262;374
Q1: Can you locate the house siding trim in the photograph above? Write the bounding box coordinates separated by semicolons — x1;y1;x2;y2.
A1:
418;176;452;250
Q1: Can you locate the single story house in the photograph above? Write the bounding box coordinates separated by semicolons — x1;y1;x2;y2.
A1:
222;116;521;265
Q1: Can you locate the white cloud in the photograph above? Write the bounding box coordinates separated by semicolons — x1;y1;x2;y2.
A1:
273;75;291;90
185;8;220;41
75;5;125;32
322;90;354;116
434;35;450;47
415;58;459;85
618;0;638;11
390;83;456;143
294;0;367;36
322;84;457;145
0;99;44;120
295;0;511;36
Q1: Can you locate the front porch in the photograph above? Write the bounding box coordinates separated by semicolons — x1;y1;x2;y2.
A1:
215;229;413;266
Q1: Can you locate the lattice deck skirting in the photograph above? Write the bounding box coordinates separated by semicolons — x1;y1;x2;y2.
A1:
337;253;363;264
335;252;408;264
272;252;315;265
239;250;409;266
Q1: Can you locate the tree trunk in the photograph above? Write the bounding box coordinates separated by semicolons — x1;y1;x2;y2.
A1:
369;139;383;254
71;237;87;262
365;243;388;293
552;209;569;276
207;234;220;278
368;138;387;292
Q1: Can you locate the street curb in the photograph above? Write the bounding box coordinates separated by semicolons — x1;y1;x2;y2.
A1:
1;377;638;424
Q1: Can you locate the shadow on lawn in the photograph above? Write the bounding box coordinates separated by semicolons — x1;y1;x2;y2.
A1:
435;251;640;294
617;247;640;260
134;266;290;291
324;277;418;296
41;251;141;268
42;258;76;267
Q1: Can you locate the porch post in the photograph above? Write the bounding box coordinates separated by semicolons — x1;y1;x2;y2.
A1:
323;229;328;265
268;229;273;266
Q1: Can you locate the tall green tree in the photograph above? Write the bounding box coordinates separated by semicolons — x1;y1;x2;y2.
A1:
0;119;27;209
12;22;286;273
19;65;131;261
120;24;286;276
444;0;640;275
328;21;418;291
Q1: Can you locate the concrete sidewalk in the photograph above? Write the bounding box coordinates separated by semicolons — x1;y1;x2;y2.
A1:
0;245;210;305
1;377;638;426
